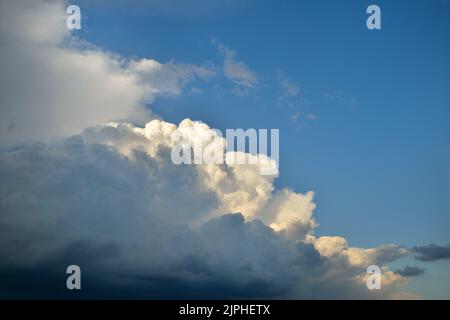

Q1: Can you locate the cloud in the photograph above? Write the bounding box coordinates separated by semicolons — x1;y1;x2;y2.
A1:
395;266;425;277
0;119;415;299
0;0;215;147
290;111;302;124
277;70;300;99
412;244;450;262
214;41;259;92
276;70;302;110
81;119;277;221
128;59;216;98
289;111;318;129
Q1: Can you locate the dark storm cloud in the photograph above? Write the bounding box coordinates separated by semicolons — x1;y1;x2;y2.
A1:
0;131;416;299
0;138;309;299
395;266;425;278
412;244;450;262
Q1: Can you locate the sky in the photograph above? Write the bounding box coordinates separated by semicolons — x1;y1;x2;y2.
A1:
0;0;449;299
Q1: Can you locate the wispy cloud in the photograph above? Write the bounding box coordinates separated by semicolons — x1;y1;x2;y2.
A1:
213;40;260;94
0;118;415;299
395;266;425;277
323;90;358;107
277;70;317;129
129;58;217;98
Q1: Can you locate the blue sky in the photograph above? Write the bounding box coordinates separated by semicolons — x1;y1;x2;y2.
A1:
75;0;450;248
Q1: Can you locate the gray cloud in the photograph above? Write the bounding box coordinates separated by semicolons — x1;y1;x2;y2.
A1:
213;40;259;93
275;70;317;129
412;244;450;262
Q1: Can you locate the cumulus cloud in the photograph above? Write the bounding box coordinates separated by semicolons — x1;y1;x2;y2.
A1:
412;244;450;262
275;70;317;129
80;119;277;221
277;70;300;99
312;236;408;269
0;119;414;298
260;189;317;239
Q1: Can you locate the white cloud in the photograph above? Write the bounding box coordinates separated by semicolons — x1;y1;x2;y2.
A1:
313;236;408;268
82;118;277;221
128;58;216;98
261;189;317;238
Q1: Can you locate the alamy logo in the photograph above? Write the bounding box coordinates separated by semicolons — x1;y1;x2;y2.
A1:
66;265;81;290
171;128;279;176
